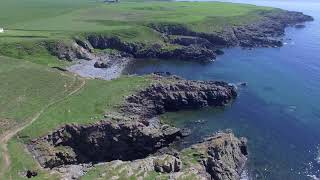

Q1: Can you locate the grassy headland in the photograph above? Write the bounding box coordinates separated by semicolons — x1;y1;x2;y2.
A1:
0;0;276;65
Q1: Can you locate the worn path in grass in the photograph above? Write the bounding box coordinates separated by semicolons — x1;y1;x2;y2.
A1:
0;75;86;178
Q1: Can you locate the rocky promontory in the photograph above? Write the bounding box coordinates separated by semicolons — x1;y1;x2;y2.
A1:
121;76;237;121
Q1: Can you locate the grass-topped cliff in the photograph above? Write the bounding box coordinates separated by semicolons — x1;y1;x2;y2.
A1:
0;0;278;65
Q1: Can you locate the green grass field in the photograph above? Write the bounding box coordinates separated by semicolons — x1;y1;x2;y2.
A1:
0;56;81;135
1;0;272;33
0;56;83;179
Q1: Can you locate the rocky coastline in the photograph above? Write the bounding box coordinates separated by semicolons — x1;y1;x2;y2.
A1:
27;76;245;179
47;10;313;63
40;10;313;81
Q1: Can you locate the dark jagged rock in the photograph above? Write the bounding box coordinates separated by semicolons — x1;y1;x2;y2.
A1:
195;132;248;180
28;121;184;169
93;61;109;68
87;36;139;55
26;170;38;178
169;36;215;49
74;38;94;53
121;77;237;120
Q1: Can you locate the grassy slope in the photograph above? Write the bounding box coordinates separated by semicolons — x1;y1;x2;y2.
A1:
0;56;83;179
1;0;272;33
0;55;152;179
0;56;82;136
4;76;152;180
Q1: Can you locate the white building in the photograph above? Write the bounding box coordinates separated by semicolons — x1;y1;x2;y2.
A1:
0;28;4;33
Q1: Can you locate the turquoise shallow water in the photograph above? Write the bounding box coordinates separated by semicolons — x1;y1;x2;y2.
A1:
125;1;320;179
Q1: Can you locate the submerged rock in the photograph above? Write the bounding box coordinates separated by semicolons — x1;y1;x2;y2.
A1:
295;24;306;29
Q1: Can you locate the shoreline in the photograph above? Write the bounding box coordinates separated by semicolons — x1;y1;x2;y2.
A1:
47;9;314;81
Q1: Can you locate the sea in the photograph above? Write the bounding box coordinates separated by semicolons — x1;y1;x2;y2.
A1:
124;0;320;179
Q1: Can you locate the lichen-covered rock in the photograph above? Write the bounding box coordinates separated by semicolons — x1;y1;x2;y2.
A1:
154;154;182;173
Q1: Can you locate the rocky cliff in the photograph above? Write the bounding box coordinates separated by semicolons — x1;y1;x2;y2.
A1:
81;132;248;180
150;11;313;48
28;120;185;169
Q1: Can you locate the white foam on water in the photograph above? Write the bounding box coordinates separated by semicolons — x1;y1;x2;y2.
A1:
305;145;320;179
316;147;320;164
240;169;249;180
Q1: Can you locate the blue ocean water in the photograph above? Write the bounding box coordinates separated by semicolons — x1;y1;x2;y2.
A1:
125;0;320;179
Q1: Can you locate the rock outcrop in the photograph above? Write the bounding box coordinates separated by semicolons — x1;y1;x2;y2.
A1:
121;76;237;120
200;132;248;180
44;41;94;61
28;120;184;169
81;132;248;180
